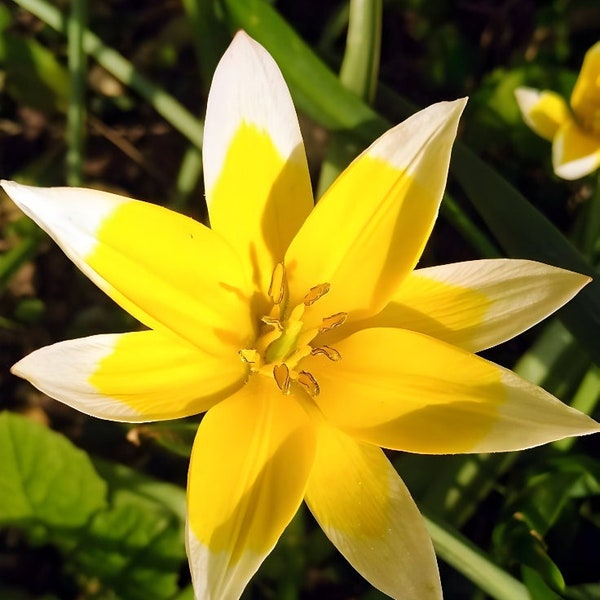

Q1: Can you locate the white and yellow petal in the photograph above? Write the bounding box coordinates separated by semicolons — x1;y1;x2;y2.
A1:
204;31;313;304
305;420;441;600
514;87;569;141
285;99;466;326
1;181;254;353
552;117;600;179
331;259;590;353
11;330;246;421
570;41;600;134
186;377;315;600
305;328;599;454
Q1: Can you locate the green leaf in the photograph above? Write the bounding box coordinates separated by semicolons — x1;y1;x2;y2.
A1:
424;515;529;600
0;33;69;113
0;412;107;530
493;457;600;594
496;515;565;592
522;565;563;600
72;459;187;600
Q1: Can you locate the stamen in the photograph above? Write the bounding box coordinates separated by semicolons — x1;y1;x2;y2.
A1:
311;345;342;361
304;282;330;306
319;312;348;333
273;363;291;394
261;316;283;330
268;262;286;305
297;371;320;397
239;349;259;364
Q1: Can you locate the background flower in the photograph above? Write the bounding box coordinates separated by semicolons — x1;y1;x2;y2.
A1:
515;41;600;179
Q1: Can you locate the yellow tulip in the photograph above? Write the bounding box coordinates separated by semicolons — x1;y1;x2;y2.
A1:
4;32;599;600
515;41;600;179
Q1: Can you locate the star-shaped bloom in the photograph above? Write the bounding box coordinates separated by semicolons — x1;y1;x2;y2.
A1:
4;32;599;600
515;41;600;179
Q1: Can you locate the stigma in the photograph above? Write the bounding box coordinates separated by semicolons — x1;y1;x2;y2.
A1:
239;262;346;398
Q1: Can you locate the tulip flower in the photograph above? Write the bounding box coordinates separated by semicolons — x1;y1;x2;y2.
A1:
5;32;599;600
515;41;600;179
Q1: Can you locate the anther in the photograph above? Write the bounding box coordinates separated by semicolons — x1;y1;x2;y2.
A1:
261;316;283;330
319;312;348;333
268;262;286;305
297;371;320;397
304;282;330;306
273;363;291;394
239;349;259;364
311;345;342;361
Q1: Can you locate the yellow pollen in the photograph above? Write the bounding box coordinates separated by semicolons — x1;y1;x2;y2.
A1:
239;348;259;364
297;370;320;397
311;345;342;361
268;262;286;305
319;312;348;333
261;316;282;330
304;282;331;306
273;363;291;394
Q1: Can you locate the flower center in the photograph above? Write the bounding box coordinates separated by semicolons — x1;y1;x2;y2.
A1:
576;105;600;136
239;263;345;397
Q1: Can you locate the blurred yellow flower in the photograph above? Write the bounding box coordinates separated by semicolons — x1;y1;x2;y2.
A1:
4;32;599;600
515;41;600;179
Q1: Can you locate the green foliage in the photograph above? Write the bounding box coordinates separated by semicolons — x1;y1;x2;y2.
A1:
0;31;69;113
0;412;107;529
0;413;186;599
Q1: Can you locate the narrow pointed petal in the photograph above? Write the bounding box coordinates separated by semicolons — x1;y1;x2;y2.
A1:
11;330;246;422
186;377;316;600
330;259;590;353
570;41;600;131
306;421;441;600
305;329;599;454
552;118;600;179
1;181;254;352
285;100;466;325
204;31;313;303
514;87;569;141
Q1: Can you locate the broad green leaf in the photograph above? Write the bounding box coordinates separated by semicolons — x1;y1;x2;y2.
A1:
73;459;187;600
0;412;107;529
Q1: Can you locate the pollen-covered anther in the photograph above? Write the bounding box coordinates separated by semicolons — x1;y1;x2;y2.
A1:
268;262;287;305
273;363;291;394
311;345;342;361
261;316;283;330
319;312;348;333
297;370;320;397
239;349;259;364
304;282;331;306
